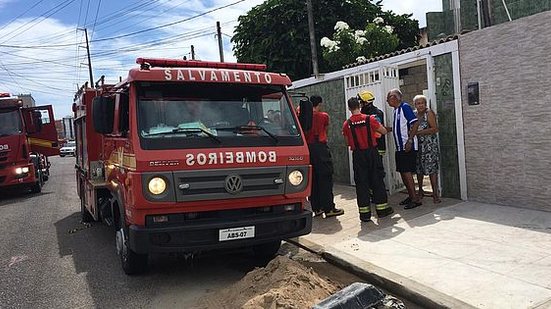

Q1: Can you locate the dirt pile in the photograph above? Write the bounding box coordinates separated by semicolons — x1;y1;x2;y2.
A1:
194;255;344;309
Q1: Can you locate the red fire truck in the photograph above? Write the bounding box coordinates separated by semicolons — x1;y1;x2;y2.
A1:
0;93;58;193
74;58;313;274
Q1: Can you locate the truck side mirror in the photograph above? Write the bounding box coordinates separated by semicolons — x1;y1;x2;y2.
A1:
298;98;313;132
92;96;115;134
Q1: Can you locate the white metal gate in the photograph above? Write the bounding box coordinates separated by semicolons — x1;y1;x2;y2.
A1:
343;65;404;195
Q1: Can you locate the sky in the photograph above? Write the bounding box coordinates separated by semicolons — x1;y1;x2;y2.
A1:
0;0;441;119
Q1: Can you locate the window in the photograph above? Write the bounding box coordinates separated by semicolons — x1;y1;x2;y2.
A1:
136;82;302;150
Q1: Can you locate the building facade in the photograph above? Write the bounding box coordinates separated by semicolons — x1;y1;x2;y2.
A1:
426;0;551;41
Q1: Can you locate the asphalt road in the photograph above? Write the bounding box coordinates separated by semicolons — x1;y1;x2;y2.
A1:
0;156;287;308
1;156;385;309
1;156;421;309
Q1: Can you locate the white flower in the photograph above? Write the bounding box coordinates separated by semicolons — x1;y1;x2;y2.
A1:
320;37;332;47
320;37;340;52
356;56;367;62
373;17;384;24
329;45;340;52
384;25;394;34
334;21;350;32
356;37;368;45
354;30;365;38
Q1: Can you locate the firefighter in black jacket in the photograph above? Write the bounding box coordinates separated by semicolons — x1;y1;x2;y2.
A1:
358;90;386;156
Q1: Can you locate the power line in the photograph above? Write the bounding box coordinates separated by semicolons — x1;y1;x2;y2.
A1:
90;0;103;40
0;0;78;44
0;0;46;32
82;0;91;27
87;0;245;43
0;60;28;92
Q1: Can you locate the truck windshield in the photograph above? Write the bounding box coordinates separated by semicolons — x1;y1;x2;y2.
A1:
0;109;22;137
137;82;303;150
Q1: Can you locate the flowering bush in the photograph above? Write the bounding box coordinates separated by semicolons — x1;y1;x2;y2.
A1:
320;19;400;70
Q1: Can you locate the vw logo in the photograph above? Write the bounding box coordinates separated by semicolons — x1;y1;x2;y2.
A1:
225;175;243;194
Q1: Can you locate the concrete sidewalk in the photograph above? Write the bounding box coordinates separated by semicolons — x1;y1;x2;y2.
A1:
290;184;551;309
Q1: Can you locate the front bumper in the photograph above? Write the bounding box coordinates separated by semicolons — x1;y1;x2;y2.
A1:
128;210;312;254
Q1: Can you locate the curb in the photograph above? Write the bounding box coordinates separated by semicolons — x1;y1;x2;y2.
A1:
287;237;476;309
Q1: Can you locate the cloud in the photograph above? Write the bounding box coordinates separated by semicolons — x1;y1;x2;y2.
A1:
0;0;13;9
381;0;442;27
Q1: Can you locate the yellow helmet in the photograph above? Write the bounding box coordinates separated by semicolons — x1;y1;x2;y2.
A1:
358;90;375;103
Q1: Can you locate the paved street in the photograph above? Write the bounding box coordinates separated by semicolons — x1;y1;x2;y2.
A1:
0;156;284;308
1;156;388;309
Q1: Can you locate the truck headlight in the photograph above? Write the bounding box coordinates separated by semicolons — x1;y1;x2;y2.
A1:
148;177;167;195
288;170;304;186
15;167;29;174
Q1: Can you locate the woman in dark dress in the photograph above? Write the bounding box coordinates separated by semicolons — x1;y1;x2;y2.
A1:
413;95;441;204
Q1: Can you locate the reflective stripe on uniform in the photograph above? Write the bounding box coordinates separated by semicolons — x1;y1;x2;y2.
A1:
375;203;389;210
359;206;371;213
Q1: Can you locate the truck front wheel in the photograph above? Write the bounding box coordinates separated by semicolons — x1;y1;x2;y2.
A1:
116;227;148;275
30;170;43;193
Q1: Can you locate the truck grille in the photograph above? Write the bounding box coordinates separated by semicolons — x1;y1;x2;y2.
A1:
173;167;285;202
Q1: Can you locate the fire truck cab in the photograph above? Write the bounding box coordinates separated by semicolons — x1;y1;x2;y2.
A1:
0;94;58;193
74;58;313;274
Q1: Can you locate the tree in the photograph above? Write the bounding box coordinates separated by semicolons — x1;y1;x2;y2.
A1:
232;0;419;80
320;19;400;71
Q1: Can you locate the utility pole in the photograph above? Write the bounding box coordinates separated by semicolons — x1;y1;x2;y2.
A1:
191;45;196;60
216;21;224;62
81;28;94;87
306;0;319;77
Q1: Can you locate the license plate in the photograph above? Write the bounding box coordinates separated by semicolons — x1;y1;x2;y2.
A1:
219;226;255;242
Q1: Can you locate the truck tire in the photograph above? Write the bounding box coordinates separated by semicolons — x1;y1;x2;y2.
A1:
116;226;148;275
31;170;43;193
252;240;281;259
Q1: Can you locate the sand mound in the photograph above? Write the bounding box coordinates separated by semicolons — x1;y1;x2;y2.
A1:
194;255;343;309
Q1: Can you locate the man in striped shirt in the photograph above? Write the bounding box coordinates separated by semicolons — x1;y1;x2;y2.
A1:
386;89;422;209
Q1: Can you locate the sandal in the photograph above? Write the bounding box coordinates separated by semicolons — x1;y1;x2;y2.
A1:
399;197;411;205
433;195;441;204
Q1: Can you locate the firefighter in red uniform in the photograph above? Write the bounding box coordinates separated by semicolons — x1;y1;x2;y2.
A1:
358;90;387;203
306;95;344;218
342;97;394;222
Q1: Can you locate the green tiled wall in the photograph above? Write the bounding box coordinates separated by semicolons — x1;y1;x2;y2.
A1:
490;0;551;24
461;0;479;31
427;0;551;41
293;79;350;184
434;53;461;198
427;11;455;41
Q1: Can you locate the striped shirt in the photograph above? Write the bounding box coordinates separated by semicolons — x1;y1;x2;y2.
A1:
392;102;418;151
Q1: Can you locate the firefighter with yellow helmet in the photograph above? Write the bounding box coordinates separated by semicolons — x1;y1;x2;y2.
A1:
358;90;386;156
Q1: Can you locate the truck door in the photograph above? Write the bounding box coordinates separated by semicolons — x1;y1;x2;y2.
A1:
23;105;60;156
